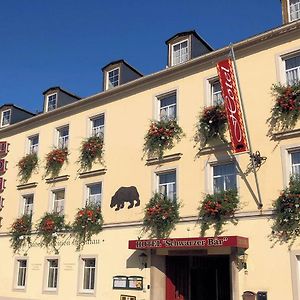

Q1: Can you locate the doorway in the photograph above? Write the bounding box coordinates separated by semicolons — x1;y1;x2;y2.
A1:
166;255;231;300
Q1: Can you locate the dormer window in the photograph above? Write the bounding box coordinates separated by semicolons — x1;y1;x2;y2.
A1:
172;40;189;66
289;0;300;21
47;93;57;111
1;110;11;127
107;68;120;89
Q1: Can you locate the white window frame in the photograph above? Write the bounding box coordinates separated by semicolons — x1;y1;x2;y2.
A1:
27;134;39;154
46;93;57;112
86;182;102;207
281;144;300;187
290;150;300;176
90;114;105;138
210;79;224;106
288;0;300;22
106;67;120;90
171;39;189;66
51;189;65;215
1;109;11;127
44;258;59;292
14;258;28;290
56;125;69;149
22;194;34;216
78;256;97;294
156;170;177;201
157;91;177;121
212;162;237;193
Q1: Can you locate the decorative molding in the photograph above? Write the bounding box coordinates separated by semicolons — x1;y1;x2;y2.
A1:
78;168;107;178
45;175;70;184
17;182;38;190
197;143;231;155
272;128;300;140
146;153;182;166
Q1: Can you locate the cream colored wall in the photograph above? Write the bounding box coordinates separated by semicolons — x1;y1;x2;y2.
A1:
0;33;300;299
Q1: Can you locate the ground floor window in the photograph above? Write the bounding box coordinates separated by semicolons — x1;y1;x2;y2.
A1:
16;259;27;288
82;258;96;292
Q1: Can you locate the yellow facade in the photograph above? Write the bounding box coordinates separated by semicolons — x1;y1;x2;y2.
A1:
1;18;300;300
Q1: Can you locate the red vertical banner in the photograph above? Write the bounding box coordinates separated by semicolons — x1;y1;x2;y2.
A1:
0;178;5;192
0;159;6;174
0;196;3;210
217;59;249;154
0;141;8;156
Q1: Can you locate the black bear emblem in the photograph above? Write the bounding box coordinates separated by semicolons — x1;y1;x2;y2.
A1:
110;186;140;211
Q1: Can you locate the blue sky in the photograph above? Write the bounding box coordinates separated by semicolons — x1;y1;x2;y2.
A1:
0;0;282;113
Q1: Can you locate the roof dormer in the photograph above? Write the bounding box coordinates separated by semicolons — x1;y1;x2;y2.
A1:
282;0;300;23
165;30;213;67
43;87;81;113
102;60;143;91
0;104;34;128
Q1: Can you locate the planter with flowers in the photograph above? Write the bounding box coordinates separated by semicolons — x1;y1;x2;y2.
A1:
142;193;180;238
198;189;239;236
45;148;68;178
270;175;300;248
17;153;38;183
10;214;32;253
78;136;104;171
194;104;227;150
143;119;184;159
37;212;67;252
72;204;103;250
268;83;300;132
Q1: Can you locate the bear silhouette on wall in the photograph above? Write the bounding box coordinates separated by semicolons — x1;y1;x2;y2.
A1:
110;186;140;211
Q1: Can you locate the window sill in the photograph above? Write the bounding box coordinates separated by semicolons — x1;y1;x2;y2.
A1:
77;290;96;297
197;143;231;155
146;153;182;166
17;182;38;190
45;175;70;184
79;168;107;178
272;128;300;140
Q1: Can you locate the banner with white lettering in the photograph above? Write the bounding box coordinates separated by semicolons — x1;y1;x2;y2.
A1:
217;59;248;154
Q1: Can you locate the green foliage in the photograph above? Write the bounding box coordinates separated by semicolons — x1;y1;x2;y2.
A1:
198;190;239;236
270;175;300;248
78;136;104;171
194;104;227;150
10;214;32;253
268;83;300;133
143;119;184;159
17;153;38;182
142;193;180;238
36;212;67;252
72;204;103;251
45;148;68;178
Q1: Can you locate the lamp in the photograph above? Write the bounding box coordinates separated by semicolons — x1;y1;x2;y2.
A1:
238;252;248;270
138;252;148;269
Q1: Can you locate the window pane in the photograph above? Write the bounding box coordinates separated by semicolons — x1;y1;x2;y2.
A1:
47;259;58;289
17;260;27;287
83;259;95;290
88;183;102;206
23;194;34;215
291;151;300;175
213;163;237;193
158;171;176;200
159;93;176;120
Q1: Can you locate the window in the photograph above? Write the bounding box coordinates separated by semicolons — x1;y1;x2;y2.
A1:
28;135;39;154
289;0;300;21
86;183;102;206
57;126;69;149
16;259;27;288
82;258;96;292
211;80;224;105
1;109;11;127
107;68;120;89
22;194;34;216
159;92;176;120
213;163;237;193
172;40;189;66
158;171;176;201
46;259;58;290
47;94;57;111
51;189;65;214
91;115;104;137
291;151;300;176
285;54;300;85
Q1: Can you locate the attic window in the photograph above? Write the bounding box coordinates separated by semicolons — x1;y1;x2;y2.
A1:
171;39;189;66
107;68;120;89
47;93;57;111
1;109;11;127
289;0;300;21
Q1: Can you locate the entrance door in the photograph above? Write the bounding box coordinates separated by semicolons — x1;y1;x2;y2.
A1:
166;255;230;300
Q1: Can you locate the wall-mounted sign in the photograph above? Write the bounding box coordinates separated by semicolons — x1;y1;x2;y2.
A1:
217;59;249;154
113;276;143;290
120;295;136;300
110;186;140;211
129;236;249;250
0;141;8;156
0;178;5;192
0;159;7;174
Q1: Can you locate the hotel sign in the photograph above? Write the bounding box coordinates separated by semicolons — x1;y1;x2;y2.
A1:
217;59;248;154
0;159;7;174
0;178;5;192
0;141;8;156
129;236;249;250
